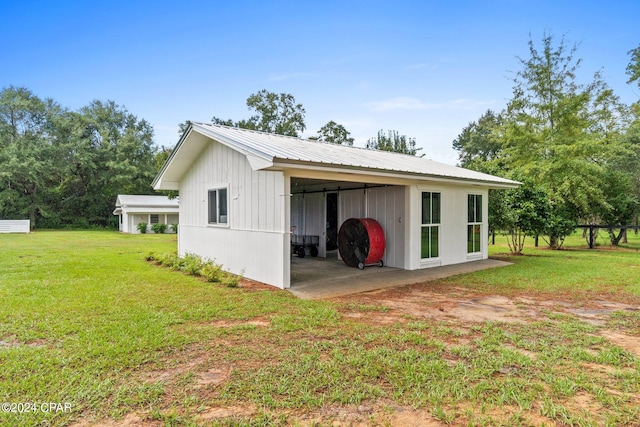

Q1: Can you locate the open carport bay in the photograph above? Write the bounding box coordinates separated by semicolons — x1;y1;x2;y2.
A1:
289;252;510;299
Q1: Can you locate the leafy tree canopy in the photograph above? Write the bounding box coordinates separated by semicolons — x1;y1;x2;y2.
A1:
0;86;160;228
366;129;422;155
212;89;306;137
453;33;637;248
309;120;354;146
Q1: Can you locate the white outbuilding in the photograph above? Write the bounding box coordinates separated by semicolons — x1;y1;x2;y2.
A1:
153;123;518;289
113;195;179;233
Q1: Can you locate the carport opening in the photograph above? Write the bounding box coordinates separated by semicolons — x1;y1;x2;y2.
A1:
289;177;404;287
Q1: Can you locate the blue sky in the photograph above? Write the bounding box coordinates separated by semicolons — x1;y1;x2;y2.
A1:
1;0;638;164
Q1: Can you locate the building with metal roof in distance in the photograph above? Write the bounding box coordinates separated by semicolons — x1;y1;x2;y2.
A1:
113;195;179;234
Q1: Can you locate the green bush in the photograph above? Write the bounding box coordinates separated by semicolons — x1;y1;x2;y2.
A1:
145;251;240;287
171;223;178;234
151;223;167;234
222;271;242;288
201;261;223;282
180;253;203;276
156;252;180;269
137;222;148;234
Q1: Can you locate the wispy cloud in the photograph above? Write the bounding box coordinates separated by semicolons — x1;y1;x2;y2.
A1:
365;97;495;112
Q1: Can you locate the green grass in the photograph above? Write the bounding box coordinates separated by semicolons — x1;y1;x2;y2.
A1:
459;230;640;296
0;230;639;426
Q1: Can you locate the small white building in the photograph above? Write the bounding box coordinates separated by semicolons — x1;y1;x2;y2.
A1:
153;123;518;288
113;195;179;233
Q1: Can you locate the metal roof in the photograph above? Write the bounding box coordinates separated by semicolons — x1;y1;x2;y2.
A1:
153;122;519;189
115;195;179;208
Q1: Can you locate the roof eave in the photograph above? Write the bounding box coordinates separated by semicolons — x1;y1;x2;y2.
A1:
270;160;520;188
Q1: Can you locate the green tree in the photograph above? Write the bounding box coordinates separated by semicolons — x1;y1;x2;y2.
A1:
501;34;628;248
452;109;503;172
51;100;157;227
309;120;354;145
626;44;640;89
0;86;63;227
212;89;306;137
492;179;550;254
366;129;421;155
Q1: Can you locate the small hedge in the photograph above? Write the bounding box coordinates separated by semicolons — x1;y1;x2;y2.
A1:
137;222;148;233
151;223;167;234
145;251;241;287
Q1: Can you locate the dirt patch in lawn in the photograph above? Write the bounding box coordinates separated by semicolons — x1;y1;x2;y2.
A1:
332;282;640;326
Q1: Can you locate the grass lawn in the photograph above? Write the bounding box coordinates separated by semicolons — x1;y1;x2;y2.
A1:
0;230;639;426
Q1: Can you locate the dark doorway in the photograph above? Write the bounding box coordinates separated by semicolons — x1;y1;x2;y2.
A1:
326;192;338;250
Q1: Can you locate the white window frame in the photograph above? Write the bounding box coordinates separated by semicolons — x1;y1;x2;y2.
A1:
421;191;441;260
467;194;482;254
208;186;229;226
150;214;159;224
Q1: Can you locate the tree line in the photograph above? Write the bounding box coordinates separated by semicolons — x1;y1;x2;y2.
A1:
0;87;159;228
0;87;419;228
453;34;640;251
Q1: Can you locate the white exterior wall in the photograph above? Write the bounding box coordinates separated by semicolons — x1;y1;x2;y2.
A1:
406;184;489;270
178;140;288;288
366;186;406;268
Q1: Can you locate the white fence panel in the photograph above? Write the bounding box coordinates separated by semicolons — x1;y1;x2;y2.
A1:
0;220;30;233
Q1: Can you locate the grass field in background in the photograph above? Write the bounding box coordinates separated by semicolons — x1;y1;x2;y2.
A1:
0;230;638;426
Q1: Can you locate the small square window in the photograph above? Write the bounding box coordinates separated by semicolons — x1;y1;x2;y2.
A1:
150;214;159;224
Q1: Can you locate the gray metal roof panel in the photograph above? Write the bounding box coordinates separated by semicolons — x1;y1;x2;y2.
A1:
191;122;518;186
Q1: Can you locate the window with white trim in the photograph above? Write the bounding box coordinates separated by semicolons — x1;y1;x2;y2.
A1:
467;194;482;253
421;192;440;258
150;214;159;224
208;188;228;224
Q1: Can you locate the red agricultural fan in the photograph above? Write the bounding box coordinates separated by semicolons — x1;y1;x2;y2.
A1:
337;218;385;269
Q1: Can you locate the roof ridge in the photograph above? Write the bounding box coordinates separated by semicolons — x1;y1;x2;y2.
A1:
191;121;428;160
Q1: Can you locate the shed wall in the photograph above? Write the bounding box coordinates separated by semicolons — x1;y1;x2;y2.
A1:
407;184;489;270
178;140;287;287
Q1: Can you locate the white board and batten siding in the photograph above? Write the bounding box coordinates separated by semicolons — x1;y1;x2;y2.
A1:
179;139;288;287
407;184;489;270
0;220;30;233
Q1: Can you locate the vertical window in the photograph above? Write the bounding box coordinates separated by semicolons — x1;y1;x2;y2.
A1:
150;214;159;224
421;192;440;258
467;194;482;253
208;188;228;225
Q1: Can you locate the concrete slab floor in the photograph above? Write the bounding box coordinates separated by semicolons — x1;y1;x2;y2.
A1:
288;252;511;300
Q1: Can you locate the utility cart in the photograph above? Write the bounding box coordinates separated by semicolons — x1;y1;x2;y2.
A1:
291;234;319;258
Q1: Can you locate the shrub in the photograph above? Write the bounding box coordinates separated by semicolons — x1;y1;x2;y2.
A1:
137;222;148;234
201;261;223;283
157;252;180;269
151;223;167;234
171;223;178;234
222;271;242;288
145;251;237;287
180;252;203;276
